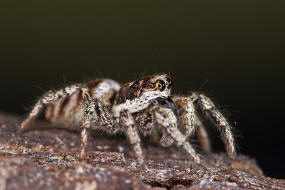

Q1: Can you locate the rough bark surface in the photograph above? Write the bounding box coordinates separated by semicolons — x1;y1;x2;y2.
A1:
0;113;284;190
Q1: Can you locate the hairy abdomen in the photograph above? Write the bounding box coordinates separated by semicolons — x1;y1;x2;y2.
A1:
45;79;120;130
45;89;84;129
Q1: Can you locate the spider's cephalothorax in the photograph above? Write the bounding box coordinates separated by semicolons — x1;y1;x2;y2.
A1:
21;73;236;166
112;74;172;116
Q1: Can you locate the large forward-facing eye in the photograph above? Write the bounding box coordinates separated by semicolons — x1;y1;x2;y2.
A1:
157;80;166;91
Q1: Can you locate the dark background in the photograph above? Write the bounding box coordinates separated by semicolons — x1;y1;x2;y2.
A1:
0;1;284;178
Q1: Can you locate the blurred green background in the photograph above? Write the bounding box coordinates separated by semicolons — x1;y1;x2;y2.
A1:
0;1;284;178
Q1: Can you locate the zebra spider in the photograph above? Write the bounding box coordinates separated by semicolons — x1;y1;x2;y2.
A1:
21;73;236;165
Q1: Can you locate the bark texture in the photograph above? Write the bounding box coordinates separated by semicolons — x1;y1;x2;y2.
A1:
0;113;284;190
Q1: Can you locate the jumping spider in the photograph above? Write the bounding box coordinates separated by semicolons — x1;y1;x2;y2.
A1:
21;73;236;165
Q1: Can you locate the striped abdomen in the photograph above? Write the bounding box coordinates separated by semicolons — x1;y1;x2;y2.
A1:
45;79;120;129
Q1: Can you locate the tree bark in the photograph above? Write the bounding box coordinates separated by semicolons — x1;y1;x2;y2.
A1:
0;113;284;190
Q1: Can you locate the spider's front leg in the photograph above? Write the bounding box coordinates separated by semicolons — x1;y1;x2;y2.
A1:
135;105;174;147
82;98;145;164
153;106;201;164
120;111;144;166
174;96;211;152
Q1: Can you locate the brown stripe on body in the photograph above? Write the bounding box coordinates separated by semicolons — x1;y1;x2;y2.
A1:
45;79;119;125
56;96;71;119
86;79;120;105
74;89;83;110
86;79;104;96
64;89;83;116
46;89;83;122
45;105;54;120
107;89;117;105
115;81;143;104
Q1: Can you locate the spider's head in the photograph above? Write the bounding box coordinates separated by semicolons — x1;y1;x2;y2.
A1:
117;73;173;103
113;73;173;115
137;73;173;95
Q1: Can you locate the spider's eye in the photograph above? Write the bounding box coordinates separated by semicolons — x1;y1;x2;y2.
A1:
166;77;173;89
157;80;166;91
149;83;155;89
132;81;140;89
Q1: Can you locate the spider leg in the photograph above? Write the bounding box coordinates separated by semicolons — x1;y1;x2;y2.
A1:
174;97;196;137
195;118;211;152
80;96;119;159
120;111;144;165
154;107;201;164
80;97;94;159
159;130;174;147
174;96;211;152
20;84;84;130
134;107;155;137
135;106;174;147
190;92;236;158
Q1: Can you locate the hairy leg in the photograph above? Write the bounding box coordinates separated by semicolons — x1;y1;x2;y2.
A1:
190;92;236;158
134;107;155;136
135;108;174;147
154;107;201;164
174;97;196;137
80;97;119;159
195;118;211;152
135;99;176;147
120;111;144;165
174;96;211;152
